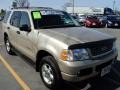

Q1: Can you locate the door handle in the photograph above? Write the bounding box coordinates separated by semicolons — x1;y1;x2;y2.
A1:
16;31;20;34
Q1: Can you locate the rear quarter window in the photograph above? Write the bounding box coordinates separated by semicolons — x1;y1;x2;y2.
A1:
3;11;11;23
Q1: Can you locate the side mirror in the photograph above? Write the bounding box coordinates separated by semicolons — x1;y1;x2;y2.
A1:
20;24;31;32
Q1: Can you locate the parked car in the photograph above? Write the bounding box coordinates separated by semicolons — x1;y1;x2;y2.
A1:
85;15;104;27
71;14;80;23
2;7;118;89
105;15;120;28
71;14;86;26
78;14;86;26
96;15;106;27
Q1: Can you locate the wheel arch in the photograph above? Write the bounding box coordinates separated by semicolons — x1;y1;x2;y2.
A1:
4;32;8;41
36;50;59;72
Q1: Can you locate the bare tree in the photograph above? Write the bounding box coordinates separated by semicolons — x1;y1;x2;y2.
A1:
14;0;30;7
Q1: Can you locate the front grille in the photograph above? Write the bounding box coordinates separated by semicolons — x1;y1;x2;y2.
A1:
90;44;113;56
95;60;113;72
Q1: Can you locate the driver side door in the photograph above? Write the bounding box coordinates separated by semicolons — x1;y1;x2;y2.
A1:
17;11;35;59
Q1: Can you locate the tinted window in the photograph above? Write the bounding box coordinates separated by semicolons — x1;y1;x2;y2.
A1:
104;8;114;15
87;16;97;19
10;11;21;27
31;10;79;29
20;12;31;28
3;11;11;23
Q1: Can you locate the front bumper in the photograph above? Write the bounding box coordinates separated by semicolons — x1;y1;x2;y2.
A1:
108;23;120;28
87;22;103;27
58;50;118;82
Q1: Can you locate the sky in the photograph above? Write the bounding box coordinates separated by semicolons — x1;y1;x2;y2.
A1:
0;0;120;10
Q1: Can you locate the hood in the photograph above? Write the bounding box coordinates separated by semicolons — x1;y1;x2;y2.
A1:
88;19;100;23
109;19;120;23
39;27;115;46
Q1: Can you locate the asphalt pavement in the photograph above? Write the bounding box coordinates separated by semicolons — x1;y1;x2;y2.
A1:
0;24;120;90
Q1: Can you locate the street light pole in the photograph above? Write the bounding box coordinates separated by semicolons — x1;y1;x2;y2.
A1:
113;0;115;11
69;0;75;14
72;0;74;14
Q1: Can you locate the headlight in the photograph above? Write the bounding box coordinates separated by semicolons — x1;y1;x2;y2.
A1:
60;49;89;61
108;20;112;24
86;20;91;24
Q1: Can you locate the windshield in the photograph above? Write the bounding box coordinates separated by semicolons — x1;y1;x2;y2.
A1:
79;15;86;19
108;16;117;20
87;16;98;19
116;16;120;20
31;10;80;29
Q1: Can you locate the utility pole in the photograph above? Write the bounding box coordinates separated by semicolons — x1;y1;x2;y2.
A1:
72;0;74;14
113;0;115;11
69;0;75;14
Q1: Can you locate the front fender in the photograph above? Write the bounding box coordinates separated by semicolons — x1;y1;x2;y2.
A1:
37;35;68;61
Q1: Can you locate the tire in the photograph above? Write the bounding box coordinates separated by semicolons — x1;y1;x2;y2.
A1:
4;37;15;55
106;23;109;28
85;23;88;27
39;56;62;90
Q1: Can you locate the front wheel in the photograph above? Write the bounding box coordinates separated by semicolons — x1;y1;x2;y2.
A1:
39;56;62;90
105;23;109;28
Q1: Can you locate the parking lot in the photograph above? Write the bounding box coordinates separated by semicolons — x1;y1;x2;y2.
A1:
0;23;120;90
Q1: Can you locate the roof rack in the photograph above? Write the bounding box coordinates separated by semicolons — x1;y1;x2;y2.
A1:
11;7;53;10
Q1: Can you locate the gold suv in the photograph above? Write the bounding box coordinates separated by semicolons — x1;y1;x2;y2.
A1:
2;7;118;89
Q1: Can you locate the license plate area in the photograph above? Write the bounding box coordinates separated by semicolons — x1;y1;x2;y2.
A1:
95;60;113;72
92;23;96;25
101;65;111;77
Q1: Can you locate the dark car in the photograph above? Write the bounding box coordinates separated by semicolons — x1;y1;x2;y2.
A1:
106;15;120;28
97;15;106;27
85;15;103;27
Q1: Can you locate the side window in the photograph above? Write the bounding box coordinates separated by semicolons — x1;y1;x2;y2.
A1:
3;11;11;23
10;11;21;27
20;12;31;28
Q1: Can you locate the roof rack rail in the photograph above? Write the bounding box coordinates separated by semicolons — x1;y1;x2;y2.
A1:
11;7;53;9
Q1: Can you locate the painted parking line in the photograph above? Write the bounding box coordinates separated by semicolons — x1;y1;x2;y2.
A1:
0;42;4;46
0;54;30;90
0;44;3;46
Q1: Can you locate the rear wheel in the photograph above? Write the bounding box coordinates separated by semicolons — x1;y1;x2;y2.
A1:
106;23;109;28
4;37;15;55
39;56;62;90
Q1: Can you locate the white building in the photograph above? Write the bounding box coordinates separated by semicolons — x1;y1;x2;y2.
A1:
66;7;114;15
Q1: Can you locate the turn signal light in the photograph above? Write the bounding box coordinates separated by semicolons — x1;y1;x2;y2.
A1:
60;50;68;61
